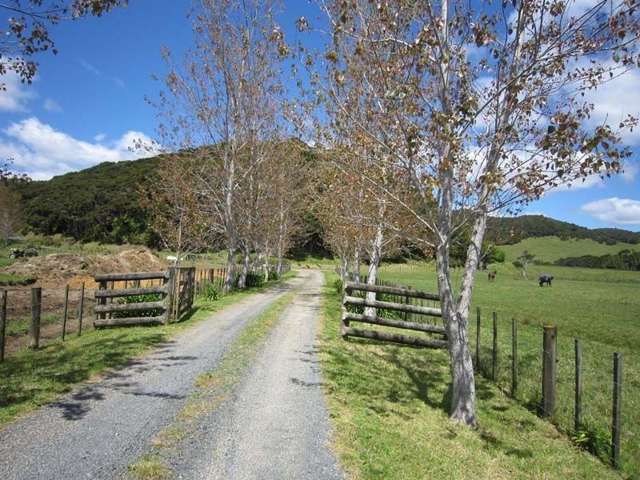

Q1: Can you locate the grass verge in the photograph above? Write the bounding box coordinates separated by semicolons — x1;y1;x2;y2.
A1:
319;271;622;480
128;290;296;479
0;276;293;428
376;262;639;477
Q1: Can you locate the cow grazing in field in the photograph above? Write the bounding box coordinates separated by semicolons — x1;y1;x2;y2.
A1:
488;271;497;282
539;274;554;287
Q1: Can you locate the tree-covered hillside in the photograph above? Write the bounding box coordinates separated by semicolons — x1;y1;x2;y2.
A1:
13;156;640;251
15;156;161;245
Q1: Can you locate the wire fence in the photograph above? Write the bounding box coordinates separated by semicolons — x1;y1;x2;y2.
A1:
470;309;637;475
0;285;96;358
358;271;638;476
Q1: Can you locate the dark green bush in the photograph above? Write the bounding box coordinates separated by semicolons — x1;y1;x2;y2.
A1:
114;293;163;318
200;281;220;301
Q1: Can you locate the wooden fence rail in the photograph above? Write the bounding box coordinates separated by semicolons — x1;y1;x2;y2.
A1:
341;281;447;349
94;268;195;328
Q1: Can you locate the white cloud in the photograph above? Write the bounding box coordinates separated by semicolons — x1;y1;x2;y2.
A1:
582;67;640;146
43;98;63;113
582;197;640;225
0;72;36;112
94;133;107;142
79;59;102;77
0;117;159;180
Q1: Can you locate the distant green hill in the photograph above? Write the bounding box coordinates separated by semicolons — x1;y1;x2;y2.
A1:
13;155;640;253
500;236;639;263
486;215;640;245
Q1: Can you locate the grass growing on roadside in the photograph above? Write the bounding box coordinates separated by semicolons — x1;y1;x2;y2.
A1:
128;455;172;480
130;291;297;478
319;271;622;480
376;262;639;477
0;278;290;428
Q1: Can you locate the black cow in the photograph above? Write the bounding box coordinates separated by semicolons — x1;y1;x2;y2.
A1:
539;274;554;287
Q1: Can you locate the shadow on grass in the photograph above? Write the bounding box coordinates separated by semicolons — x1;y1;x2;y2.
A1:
0;331;177;423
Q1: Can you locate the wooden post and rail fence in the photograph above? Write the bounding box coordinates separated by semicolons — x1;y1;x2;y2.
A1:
93;267;195;327
341;281;447;349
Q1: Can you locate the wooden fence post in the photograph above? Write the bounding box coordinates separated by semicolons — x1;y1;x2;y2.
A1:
77;282;85;337
0;290;6;362
30;287;42;349
62;284;70;341
611;352;623;469
165;267;176;325
574;339;582;432
512;318;518;397
475;307;481;372
542;325;557;418
492;312;498;381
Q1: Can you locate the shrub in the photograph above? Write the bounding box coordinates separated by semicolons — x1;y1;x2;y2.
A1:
114;293;164;318
245;272;265;288
200;281;220;301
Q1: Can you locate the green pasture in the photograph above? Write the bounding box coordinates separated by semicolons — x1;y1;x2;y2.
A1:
320;271;624;479
369;261;640;477
500;236;638;263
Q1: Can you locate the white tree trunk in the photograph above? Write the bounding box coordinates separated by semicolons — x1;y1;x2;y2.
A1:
353;245;361;283
224;247;236;293
364;220;384;317
237;246;250;289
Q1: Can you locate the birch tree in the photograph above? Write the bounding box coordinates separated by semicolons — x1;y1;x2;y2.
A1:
154;0;288;292
316;0;640;426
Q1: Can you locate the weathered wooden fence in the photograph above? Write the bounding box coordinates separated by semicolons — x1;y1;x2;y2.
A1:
93;267;195;327
341;281;447;349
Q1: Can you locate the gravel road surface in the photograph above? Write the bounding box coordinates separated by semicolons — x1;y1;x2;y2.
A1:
0;277;299;480
167;269;343;480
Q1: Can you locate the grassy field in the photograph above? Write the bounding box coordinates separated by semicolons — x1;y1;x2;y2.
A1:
320;271;623;479
0;276;290;428
361;261;639;477
500;236;638;263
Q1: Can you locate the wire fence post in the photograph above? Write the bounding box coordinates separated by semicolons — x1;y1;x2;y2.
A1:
542;325;557;418
511;318;518;397
611;352;623;469
574;339;582;432
0;290;6;362
77;282;85;337
30;287;42;349
62;284;70;341
492;311;498;382
475;307;481;372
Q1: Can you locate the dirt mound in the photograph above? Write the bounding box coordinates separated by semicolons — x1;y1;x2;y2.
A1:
2;247;166;288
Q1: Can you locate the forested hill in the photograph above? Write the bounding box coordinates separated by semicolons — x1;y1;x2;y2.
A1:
15;156;161;245
485;215;640;245
13;155;640;248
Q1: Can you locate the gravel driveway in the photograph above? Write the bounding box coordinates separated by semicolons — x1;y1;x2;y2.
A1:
0;270;343;480
167;269;343;480
0;279;295;479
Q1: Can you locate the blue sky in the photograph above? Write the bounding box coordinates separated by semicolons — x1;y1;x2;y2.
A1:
0;0;639;231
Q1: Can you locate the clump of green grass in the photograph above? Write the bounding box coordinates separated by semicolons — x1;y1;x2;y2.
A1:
319;271;622;480
128;455;172;480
